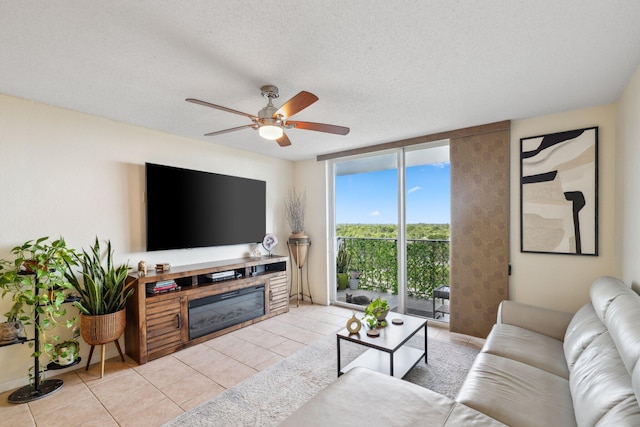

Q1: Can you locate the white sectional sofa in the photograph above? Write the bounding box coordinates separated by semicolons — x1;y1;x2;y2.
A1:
281;276;640;426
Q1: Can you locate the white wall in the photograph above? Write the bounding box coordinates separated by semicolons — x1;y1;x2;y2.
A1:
290;159;330;305
509;104;618;312
0;93;293;391
617;66;640;288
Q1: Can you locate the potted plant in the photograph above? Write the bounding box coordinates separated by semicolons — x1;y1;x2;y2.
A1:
336;241;351;290
53;338;79;366
285;187;310;268
362;297;390;329
348;270;360;290
0;301;27;345
64;237;133;377
0;237;79;358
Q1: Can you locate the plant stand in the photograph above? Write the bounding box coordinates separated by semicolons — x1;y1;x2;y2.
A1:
85;341;125;379
80;309;127;378
7;277;62;404
288;240;312;307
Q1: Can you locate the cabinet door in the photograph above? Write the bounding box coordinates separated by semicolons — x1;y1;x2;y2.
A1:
146;296;186;360
269;273;289;313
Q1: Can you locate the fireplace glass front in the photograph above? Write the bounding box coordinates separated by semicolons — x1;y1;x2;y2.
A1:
188;284;265;340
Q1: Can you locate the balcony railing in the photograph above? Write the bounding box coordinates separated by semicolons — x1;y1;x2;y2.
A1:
338;237;450;299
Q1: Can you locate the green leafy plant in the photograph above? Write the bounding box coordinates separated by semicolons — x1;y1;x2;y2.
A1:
65;237;133;316
362;297;390;329
0;236;79;359
336;241;352;274
53;338;79;365
336;240;352;290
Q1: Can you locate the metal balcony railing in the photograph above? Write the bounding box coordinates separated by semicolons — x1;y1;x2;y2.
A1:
338;237;450;299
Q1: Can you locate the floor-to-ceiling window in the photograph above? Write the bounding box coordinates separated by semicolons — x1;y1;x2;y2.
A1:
331;142;450;321
404;143;450;320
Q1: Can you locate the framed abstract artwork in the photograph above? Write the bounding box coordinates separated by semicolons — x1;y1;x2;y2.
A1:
520;127;598;255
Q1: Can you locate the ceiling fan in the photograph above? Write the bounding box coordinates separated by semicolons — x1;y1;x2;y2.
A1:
186;85;350;147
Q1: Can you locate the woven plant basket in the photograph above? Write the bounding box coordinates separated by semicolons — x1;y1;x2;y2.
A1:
80;309;126;345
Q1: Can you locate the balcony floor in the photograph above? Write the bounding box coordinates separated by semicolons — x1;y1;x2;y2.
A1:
335;288;450;323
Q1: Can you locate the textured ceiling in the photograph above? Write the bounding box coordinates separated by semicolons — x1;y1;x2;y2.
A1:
2;1;640;161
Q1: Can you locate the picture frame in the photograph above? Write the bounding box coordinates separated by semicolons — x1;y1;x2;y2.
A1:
520;127;598;255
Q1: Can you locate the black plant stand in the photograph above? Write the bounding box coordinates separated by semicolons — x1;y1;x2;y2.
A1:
8;277;64;404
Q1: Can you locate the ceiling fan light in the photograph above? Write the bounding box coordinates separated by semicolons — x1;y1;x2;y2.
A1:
259;125;283;140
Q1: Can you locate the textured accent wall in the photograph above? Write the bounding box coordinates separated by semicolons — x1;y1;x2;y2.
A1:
450;129;510;338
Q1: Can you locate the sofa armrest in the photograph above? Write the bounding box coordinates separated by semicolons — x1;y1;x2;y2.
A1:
497;300;573;341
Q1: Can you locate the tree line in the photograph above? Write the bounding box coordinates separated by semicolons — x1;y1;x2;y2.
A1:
336;223;450;240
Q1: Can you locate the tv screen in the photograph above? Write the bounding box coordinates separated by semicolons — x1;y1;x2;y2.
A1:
145;163;266;251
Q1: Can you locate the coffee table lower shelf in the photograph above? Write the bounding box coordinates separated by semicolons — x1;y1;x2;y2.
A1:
339;345;425;379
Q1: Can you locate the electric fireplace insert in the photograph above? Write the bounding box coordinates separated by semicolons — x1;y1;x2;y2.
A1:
188;285;265;340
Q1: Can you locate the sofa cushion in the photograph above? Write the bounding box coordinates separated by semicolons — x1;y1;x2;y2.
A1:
280;367;457;427
497;300;573;340
594;395;640;427
457;353;576;427
564;303;606;370
482;323;569;379
570;332;640;426
443;403;507;426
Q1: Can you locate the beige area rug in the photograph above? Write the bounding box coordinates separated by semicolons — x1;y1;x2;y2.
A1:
164;332;478;427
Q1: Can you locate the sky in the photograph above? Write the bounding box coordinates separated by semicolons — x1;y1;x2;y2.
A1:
335;163;450;224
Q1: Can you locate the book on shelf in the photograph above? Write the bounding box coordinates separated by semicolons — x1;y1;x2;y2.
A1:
146;285;180;295
154;279;176;287
147;283;177;291
147;279;176;288
146;280;178;294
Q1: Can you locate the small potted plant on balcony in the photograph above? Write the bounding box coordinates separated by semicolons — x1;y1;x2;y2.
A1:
348;269;360;290
336;241;351;290
64;237;133;378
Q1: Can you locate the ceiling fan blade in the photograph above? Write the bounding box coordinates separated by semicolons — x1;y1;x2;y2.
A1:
275;91;318;118
186;98;257;120
288;120;350;135
204;124;257;136
276;132;292;147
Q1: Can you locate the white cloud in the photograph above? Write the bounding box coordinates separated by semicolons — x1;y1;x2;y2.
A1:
369;210;380;216
408;186;422;194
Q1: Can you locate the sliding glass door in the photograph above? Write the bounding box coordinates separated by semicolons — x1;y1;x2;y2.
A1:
404;143;450;320
334;152;399;307
332;142;450;321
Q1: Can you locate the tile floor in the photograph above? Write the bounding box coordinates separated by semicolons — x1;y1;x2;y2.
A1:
0;303;484;427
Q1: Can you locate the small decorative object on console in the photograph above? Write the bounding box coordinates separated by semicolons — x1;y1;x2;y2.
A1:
262;233;278;256
137;260;147;276
155;263;171;272
250;244;262;258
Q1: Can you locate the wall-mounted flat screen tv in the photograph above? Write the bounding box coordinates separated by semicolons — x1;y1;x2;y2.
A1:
145;163;266;251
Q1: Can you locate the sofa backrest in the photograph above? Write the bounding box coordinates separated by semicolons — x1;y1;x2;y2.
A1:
566;276;640;426
590;276;640;375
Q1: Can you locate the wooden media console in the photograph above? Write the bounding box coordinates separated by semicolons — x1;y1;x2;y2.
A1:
124;255;288;364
